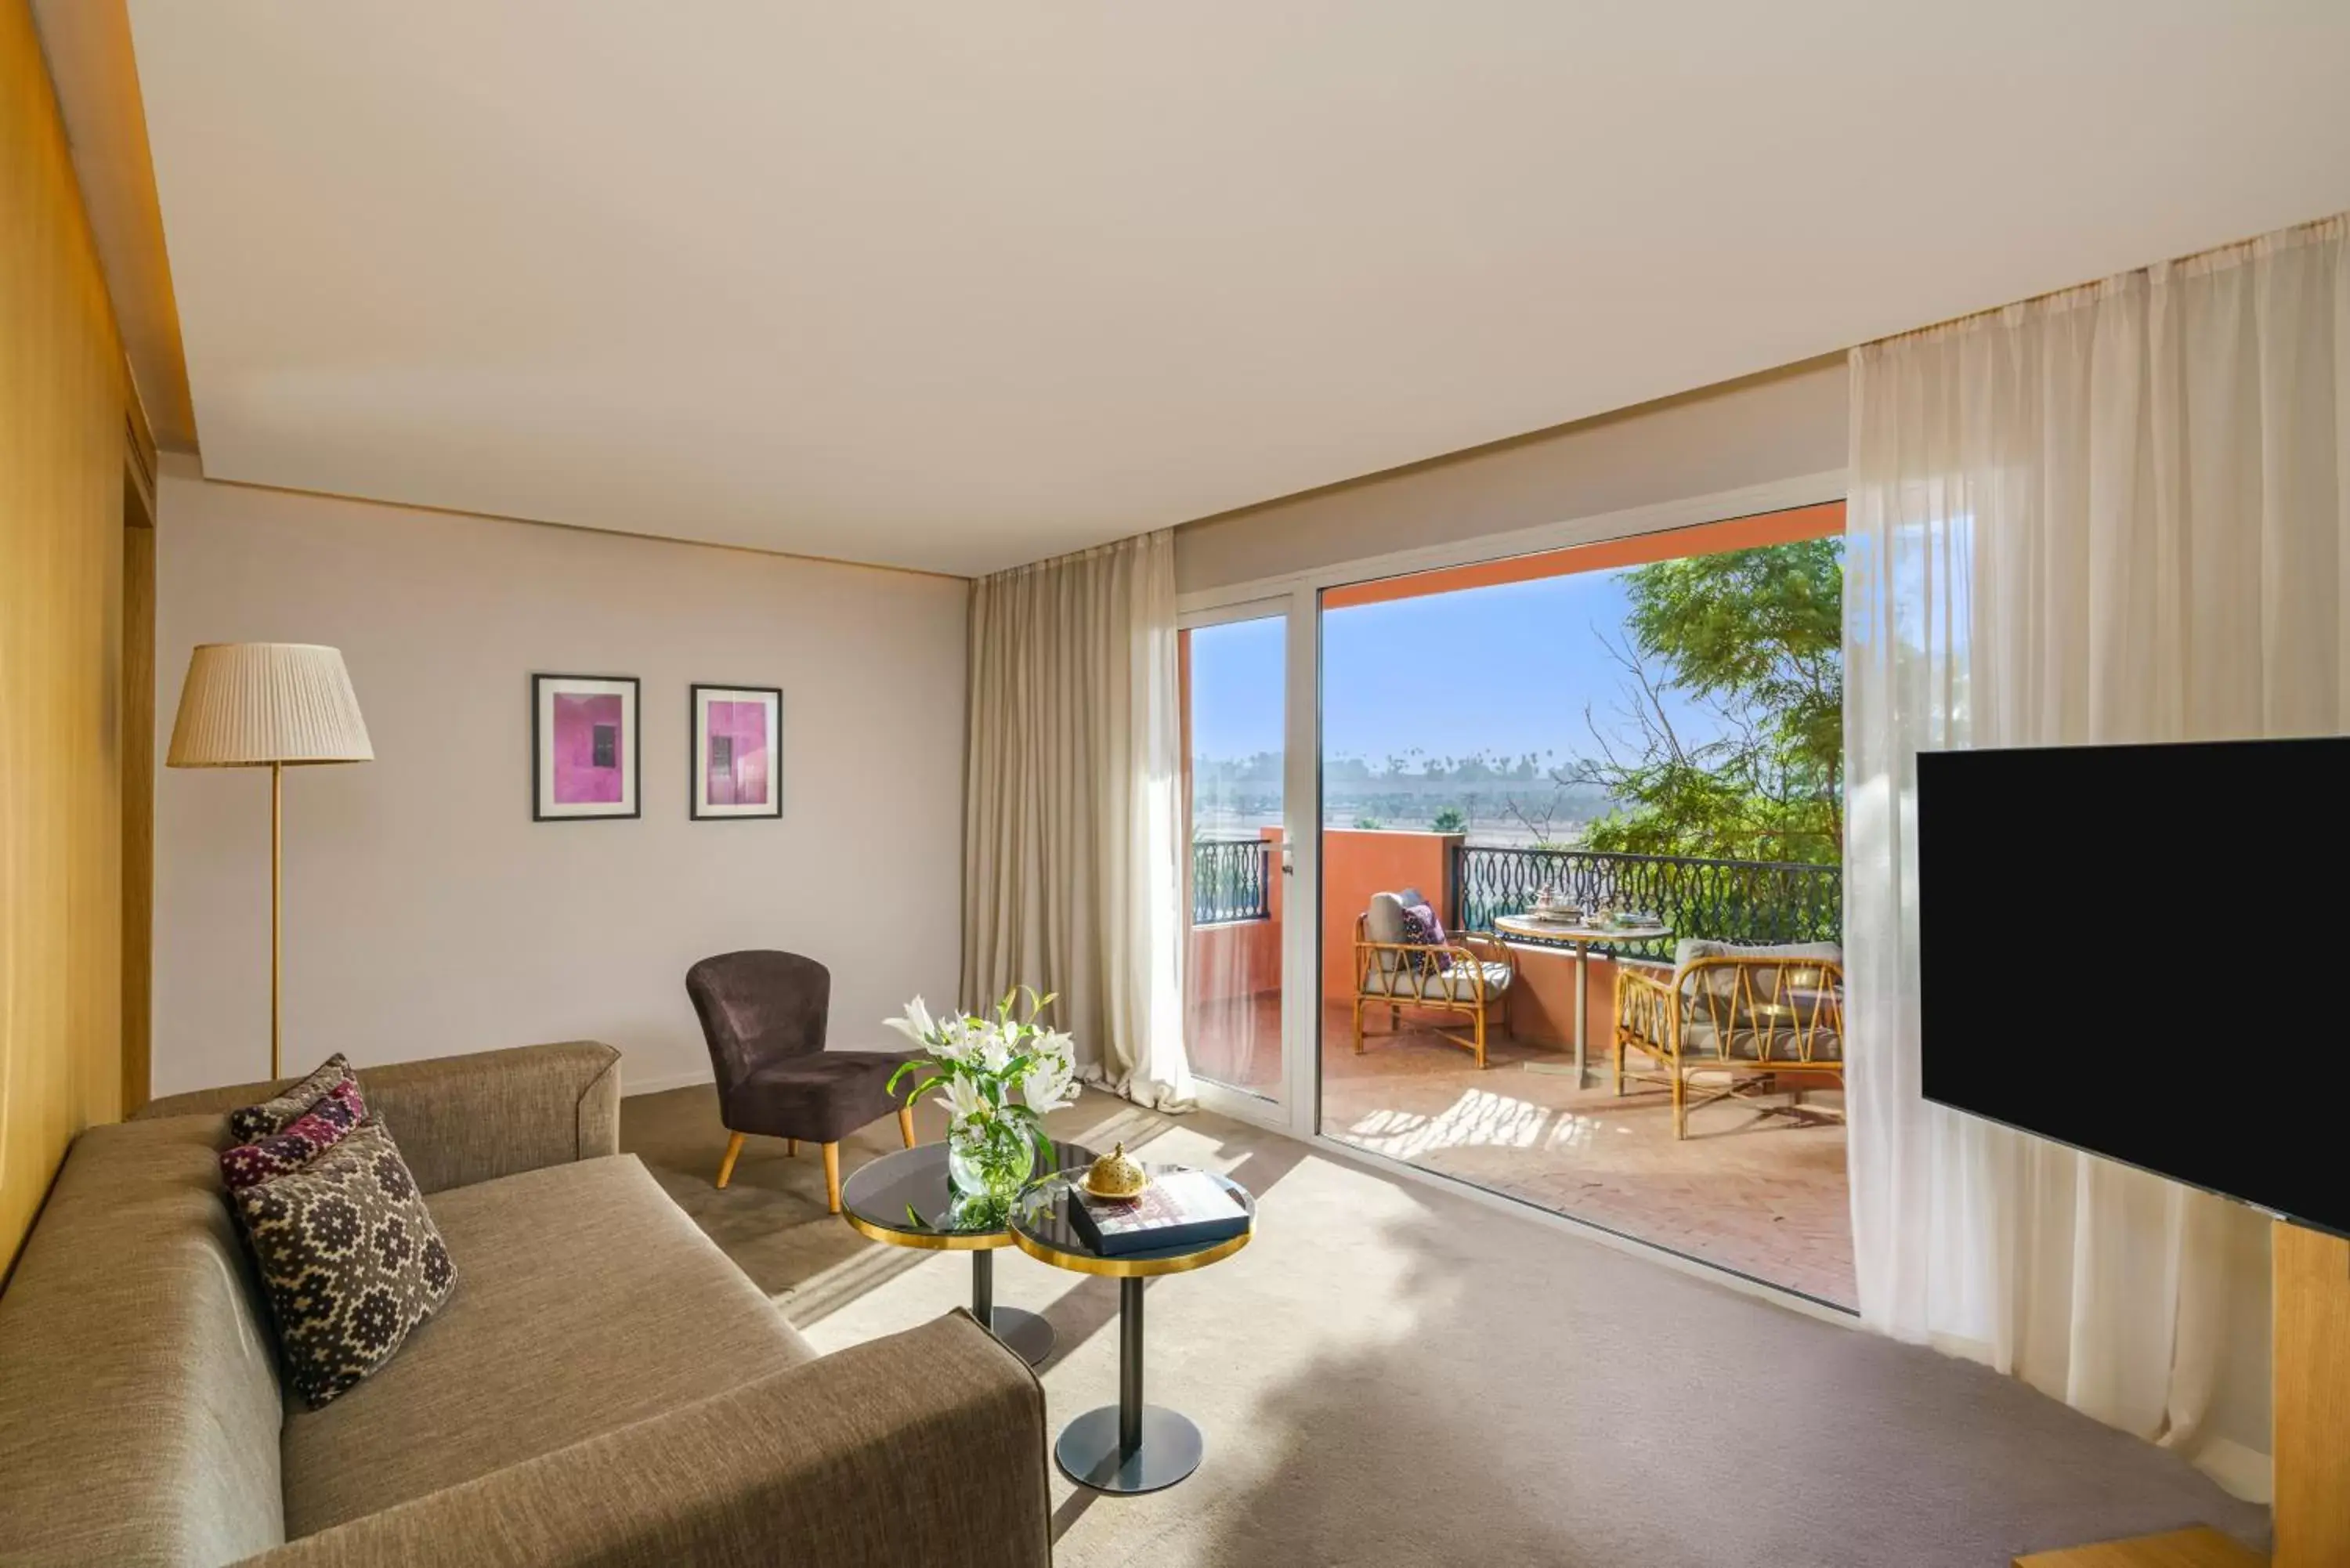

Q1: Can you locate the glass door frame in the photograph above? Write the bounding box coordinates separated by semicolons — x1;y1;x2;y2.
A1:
1178;587;1320;1138
1175;470;1846;1151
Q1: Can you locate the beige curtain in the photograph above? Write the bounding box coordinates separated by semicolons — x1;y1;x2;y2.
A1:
1845;212;2350;1495
964;529;1195;1111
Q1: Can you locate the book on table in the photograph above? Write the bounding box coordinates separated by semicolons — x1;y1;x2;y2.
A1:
1070;1169;1249;1256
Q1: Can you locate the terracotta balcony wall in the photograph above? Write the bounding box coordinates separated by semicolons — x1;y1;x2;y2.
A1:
1316;828;1619;1055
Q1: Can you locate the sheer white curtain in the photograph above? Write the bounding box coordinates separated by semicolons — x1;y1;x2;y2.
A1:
1846;213;2349;1483
964;529;1195;1111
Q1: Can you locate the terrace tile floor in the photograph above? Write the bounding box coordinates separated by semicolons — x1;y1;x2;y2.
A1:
1190;993;1856;1308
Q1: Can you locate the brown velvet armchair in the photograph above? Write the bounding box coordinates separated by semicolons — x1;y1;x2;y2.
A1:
685;949;920;1212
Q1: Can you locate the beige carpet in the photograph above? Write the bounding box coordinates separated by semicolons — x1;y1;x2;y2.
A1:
623;1086;2266;1568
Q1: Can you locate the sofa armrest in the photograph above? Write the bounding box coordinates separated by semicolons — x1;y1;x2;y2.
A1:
239;1310;1051;1568
139;1042;620;1194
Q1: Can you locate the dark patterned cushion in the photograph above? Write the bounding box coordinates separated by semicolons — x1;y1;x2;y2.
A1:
220;1078;367;1192
233;1120;455;1407
1401;901;1452;974
230;1053;357;1143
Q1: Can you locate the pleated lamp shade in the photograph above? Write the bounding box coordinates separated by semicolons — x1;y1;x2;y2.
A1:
167;643;374;768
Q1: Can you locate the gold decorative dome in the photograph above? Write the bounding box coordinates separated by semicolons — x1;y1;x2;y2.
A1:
1085;1143;1149;1199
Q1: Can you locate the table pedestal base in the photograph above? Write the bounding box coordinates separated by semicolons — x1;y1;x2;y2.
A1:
987;1304;1054;1366
971;1249;1054;1366
1058;1274;1201;1493
1054;1404;1202;1494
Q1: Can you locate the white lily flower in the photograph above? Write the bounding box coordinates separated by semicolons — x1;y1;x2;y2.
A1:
881;995;938;1049
931;1016;977;1064
1036;1029;1076;1068
1020;1060;1074;1112
936;1075;989;1123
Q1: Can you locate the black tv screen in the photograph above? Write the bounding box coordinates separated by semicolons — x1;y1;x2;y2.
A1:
1917;735;2350;1239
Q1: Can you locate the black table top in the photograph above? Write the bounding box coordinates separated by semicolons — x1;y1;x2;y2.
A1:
840;1140;1098;1252
1008;1163;1256;1278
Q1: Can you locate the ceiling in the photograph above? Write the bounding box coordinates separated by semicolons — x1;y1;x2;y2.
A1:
126;2;2350;576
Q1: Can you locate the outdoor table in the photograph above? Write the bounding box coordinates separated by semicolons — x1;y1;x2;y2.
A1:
1491;913;1674;1086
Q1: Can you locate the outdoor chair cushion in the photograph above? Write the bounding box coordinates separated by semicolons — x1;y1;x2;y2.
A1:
1674;938;1842;976
1667;940;1844;1064
1680;1018;1844;1064
280;1152;812;1537
1365;891;1412;945
1362;960;1513;1002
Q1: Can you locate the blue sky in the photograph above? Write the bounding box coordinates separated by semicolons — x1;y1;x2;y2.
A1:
1189;569;1726;768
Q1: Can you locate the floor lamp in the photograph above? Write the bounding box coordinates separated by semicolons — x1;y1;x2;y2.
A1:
167;643;374;1081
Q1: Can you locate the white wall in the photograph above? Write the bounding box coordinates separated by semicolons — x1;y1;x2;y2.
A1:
1174;357;1846;592
151;457;967;1097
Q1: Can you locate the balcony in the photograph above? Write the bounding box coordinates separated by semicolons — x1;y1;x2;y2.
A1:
1186;829;1853;1307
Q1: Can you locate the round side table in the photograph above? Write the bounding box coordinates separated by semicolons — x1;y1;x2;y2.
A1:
1009;1165;1254;1495
839;1141;1095;1367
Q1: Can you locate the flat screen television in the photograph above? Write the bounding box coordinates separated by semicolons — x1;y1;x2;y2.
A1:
1917;735;2349;1239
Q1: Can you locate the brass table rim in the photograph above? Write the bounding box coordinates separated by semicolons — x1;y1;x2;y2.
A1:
1008;1222;1253;1278
1007;1168;1256;1278
841;1209;1013;1252
838;1141;1093;1253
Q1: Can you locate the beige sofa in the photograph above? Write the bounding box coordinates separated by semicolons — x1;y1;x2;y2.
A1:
0;1042;1052;1567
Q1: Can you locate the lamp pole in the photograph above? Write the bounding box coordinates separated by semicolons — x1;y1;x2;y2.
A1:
270;759;284;1079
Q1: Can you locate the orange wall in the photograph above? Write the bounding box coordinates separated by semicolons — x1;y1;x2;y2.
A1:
1188;826;1283;1004
1318;829;1460;999
1317;829;1647;1066
1324;501;1843;610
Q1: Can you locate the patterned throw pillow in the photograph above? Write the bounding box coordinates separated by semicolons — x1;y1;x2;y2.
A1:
1401;902;1452;974
233;1121;456;1407
220;1078;368;1191
230;1053;357;1143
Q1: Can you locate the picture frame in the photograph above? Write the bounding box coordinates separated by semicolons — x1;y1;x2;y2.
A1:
532;674;641;821
689;684;783;820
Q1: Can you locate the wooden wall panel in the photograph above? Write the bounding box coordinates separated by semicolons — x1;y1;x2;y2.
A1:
2273;1221;2350;1568
2;0;132;1273
122;490;154;1113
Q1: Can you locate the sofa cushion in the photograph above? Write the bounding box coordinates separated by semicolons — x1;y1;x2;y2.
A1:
280;1153;813;1537
0;1114;286;1567
232;1054;357;1143
222;1077;367;1190
234;1120;456;1408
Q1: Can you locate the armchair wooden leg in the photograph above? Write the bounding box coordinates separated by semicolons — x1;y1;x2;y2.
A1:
822;1142;842;1214
786;1139;798;1157
715;1131;746;1190
1353;997;1367;1055
1389;1004;1401;1032
897;1106;916;1147
1671;1067;1687;1140
1473;1006;1487;1070
1614;1035;1625;1097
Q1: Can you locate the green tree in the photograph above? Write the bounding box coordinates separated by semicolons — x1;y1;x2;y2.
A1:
1430;807;1467;834
1577;538;1842;864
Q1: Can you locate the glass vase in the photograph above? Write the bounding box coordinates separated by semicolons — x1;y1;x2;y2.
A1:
946;1111;1039;1201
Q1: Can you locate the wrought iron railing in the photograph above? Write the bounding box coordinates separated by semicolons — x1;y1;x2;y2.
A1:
1452;845;1841;963
1192;838;1274;924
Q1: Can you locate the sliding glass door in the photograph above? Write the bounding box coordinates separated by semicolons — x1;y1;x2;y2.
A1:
1178;594;1316;1128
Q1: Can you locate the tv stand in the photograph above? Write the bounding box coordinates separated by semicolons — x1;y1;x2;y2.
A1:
2014;1526;2260;1566
2018;1222;2350;1568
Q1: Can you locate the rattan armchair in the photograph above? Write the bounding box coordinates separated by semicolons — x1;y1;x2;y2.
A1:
1614;941;1844;1139
1352;890;1516;1069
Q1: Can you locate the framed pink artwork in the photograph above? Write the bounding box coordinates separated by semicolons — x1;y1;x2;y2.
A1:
533;674;640;821
690;684;782;820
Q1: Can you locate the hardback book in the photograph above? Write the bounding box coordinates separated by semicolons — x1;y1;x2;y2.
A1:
1070;1169;1249;1256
